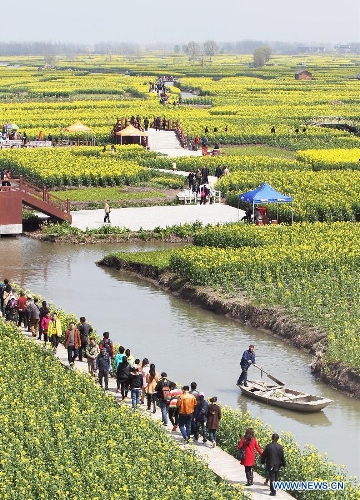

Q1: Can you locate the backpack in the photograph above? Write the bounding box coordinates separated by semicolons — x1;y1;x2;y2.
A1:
161;380;170;402
8;297;17;310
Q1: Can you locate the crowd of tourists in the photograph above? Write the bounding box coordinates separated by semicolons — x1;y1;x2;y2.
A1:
1;124;53;144
74;326;224;450
111;115;171;136
0;281;286;493
185;165;228;205
149;76;179;105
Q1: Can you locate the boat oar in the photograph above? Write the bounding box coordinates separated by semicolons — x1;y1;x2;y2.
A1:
253;364;285;386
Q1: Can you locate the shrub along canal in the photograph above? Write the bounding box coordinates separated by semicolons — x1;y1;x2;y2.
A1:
1;236;359;478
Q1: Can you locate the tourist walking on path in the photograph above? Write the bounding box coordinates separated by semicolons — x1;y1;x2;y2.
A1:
155;372;171;426
201;166;209;184
77;316;92;362
125;348;135;367
145;363;159;413
38;300;50;341
0;279;11;316
205;396;221;447
40;311;51;345
128;365;143;409
116;355;131;400
104;200;111;223
238;427;263;486
141;357;150;404
48;313;62;351
96;347;111;390
194;393;208;443
167;382;182;431
261;433;286;496
114;346;126;384
177;385;197;444
27;296;40;337
17;291;27;329
86;338;99;376
99;332;114;373
187;171;195;189
64;321;81;367
195;168;202;185
189;381;200;437
237;344;256;387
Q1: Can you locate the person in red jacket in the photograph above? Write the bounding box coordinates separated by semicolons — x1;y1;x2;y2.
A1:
238;427;263;486
17;290;27;328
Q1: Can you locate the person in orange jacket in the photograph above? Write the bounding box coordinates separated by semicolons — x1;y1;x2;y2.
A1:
176;385;197;443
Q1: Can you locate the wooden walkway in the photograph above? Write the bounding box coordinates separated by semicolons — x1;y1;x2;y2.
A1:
21;328;294;499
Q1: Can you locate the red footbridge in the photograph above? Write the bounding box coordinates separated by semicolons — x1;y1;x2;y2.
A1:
0;176;71;234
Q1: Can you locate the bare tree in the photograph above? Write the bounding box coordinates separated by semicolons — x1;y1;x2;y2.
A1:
44;54;57;67
203;40;219;62
186;41;201;63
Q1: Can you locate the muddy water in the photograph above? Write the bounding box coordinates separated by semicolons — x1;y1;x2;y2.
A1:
1;236;359;478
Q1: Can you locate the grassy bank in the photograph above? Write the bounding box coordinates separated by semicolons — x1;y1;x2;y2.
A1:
35;220;205;243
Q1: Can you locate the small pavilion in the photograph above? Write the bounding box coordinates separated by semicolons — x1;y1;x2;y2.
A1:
115;125;148;147
64;121;95;145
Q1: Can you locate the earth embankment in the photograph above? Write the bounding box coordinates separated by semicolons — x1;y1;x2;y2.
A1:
98;255;360;398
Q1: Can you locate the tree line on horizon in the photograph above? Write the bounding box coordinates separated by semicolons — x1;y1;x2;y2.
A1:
0;40;359;58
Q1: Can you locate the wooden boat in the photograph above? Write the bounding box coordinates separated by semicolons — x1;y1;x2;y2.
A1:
238;380;332;412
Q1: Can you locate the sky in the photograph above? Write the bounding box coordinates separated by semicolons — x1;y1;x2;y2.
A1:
3;0;360;45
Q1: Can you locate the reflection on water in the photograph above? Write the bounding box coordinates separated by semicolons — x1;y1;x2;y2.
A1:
0;236;359;478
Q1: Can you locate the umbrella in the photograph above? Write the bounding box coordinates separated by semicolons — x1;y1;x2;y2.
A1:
7;123;19;130
65;121;92;133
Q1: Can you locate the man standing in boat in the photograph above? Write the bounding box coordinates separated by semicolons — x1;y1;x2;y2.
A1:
237;345;256;387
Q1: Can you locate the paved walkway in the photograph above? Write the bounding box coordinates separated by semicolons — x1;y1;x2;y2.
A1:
71;203;243;231
70;129;232;231
20;328;293;499
147;128;202;157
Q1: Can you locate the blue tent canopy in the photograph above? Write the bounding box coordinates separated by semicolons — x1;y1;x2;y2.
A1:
239;182;292;204
238;182;293;223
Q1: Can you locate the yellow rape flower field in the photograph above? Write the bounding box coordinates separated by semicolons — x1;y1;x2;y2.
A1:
1;54;360;498
0;321;247;500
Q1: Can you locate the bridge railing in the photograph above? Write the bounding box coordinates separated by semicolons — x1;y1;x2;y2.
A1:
1;176;71;216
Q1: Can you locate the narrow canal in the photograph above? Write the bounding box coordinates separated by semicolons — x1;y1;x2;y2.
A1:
1;237;359;478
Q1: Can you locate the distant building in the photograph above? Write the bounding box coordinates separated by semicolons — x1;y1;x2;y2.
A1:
295;70;313;80
297;46;325;53
334;45;351;53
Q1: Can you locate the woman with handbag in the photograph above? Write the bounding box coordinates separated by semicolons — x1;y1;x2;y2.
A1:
237;427;262;486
